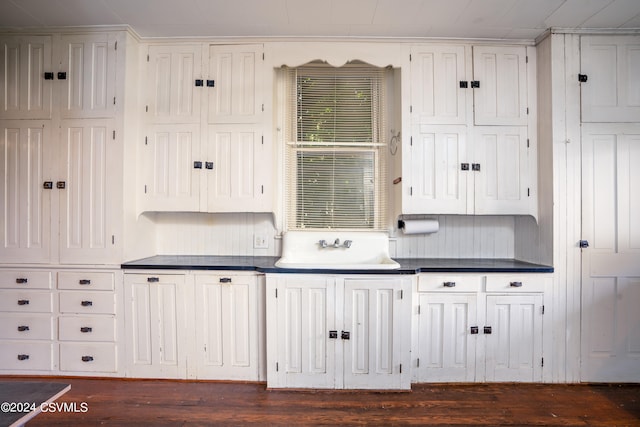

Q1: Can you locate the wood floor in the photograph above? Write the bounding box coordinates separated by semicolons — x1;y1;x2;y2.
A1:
2;377;639;426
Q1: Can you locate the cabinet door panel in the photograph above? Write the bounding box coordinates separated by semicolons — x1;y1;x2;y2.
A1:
484;294;542;382
581;36;640;122
405;125;469;214
147;45;202;123
208;44;262;124
59;120;119;263
59;34;117;119
473;46;528;126
141;124;200;212
411;45;468;124
0;121;52;263
0;36;52;119
473;126;532;215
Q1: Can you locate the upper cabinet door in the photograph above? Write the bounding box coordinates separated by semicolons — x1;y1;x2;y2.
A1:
58;34;117;119
0;36;53;120
411;45;469;125
581;36;640;123
208;44;263;124
472;46;528;126
146;45;202;124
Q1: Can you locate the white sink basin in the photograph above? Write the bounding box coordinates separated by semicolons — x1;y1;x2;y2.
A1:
275;231;400;270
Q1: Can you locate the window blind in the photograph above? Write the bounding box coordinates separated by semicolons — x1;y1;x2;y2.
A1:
285;63;388;230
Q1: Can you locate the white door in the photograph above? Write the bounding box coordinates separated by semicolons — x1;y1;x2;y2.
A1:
204;124;265;212
473;126;532;216
146;44;202;124
581;124;640;382
472;45;528;126
484;294;543;382
405;124;469;214
194;274;258;380
58;34;117;119
416;293;477;382
58;119;119;264
410;45;469;125
141;124;200;212
208;44;263;124
581;36;640;123
0;35;53;120
342;278;411;390
0;121;52;263
124;274;186;378
268;276;337;389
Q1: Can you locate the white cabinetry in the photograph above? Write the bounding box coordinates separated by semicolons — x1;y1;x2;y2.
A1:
266;274;412;390
414;273;547;383
405;44;535;217
140;43;270;213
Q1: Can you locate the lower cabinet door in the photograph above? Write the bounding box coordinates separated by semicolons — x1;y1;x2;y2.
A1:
59;342;117;373
0;341;53;371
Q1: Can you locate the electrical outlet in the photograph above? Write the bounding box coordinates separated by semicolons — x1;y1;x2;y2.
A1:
254;234;268;249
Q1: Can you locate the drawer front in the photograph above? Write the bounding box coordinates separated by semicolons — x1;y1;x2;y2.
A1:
59;342;117;372
0;291;53;313
0;271;52;289
58;271;115;291
485;275;548;293
59;291;115;314
0;341;53;371
418;275;481;292
0;314;53;340
59;316;116;342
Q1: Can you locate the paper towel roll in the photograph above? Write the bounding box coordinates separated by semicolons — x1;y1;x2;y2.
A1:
399;219;439;234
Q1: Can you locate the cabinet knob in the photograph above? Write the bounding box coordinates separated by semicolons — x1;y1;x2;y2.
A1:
80;327;93;333
509;281;523;288
79;279;91;285
219;278;232;283
147;277;160;283
17;354;30;361
81;356;94;362
81;300;93;307
17;325;30;332
16;278;28;284
17;299;29;306
443;281;456;288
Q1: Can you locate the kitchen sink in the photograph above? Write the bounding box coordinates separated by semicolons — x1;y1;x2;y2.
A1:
275;230;400;270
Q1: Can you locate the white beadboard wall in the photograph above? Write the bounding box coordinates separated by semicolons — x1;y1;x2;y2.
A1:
152;212;521;259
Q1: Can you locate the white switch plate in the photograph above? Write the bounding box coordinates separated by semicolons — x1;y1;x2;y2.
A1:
254;234;268;249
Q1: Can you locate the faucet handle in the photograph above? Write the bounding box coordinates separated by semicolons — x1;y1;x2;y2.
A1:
333;238;340;248
319;239;328;248
343;240;352;248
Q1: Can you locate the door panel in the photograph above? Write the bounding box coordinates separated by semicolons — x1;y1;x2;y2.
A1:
581;125;640;381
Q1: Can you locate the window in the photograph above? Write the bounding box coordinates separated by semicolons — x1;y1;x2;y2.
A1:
284;62;388;230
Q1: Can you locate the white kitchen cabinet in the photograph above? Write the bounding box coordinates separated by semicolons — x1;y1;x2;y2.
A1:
266;274;412;390
124;273;188;378
405;44;535;217
414;273;547;383
194;273;259;380
580;36;640;123
0;35;53;120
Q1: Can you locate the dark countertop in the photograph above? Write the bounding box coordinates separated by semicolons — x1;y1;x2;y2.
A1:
121;255;553;274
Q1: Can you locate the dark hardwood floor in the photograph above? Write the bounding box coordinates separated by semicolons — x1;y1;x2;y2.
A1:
2;377;639;426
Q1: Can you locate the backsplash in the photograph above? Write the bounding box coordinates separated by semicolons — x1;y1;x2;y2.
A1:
153;213;517;259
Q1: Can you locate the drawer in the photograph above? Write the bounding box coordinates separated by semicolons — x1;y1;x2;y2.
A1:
485;275;548;293
418;275;481;292
59;316;116;342
0;270;52;289
59;342;117;373
0;341;53;371
0;314;53;340
59;291;115;314
0;291;53;313
58;271;114;291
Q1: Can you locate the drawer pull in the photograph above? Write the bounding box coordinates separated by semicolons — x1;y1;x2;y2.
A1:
17;299;29;306
81;356;94;362
17;325;30;332
510;281;523;288
79;279;91;285
80;327;93;333
16;278;28;284
443;281;456;288
17;354;30;361
147;277;159;283
219;277;232;283
81;300;93;307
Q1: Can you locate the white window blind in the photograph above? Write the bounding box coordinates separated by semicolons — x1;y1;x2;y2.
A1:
285;63;388;230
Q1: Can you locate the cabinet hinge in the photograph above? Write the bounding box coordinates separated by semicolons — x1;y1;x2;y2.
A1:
541;358;544;367
410;105;412;113
526;55;528;63
417;358;420;367
275;288;278;298
542;305;545;315
528;188;530;197
261;185;264;194
262;104;264;112
145;136;148;145
276;362;279;372
115;41;118;51
144;185;147;194
410;186;413;196
147;54;150;62
409;54;412;61
418;305;421;315
113;96;116;105
145;105;148;113
526;107;529;115
112;235;115;245
262;52;265;60
400;290;404;299
400;363;403;374
410;136;413;146
261;135;264;145
527;138;530;148
112;130;116;140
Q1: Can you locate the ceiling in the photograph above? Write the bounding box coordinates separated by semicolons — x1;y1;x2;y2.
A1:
1;0;640;40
